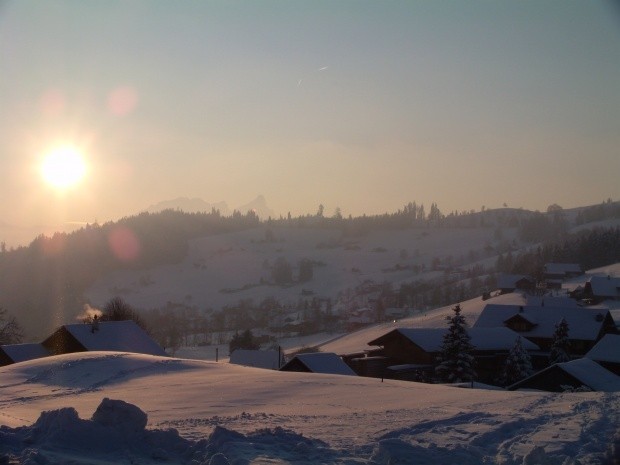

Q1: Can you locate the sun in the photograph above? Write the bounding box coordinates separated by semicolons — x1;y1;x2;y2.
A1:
40;145;87;189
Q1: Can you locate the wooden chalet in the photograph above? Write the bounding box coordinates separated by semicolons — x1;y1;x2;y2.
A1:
229;349;283;370
474;304;617;359
364;327;539;384
508;358;620;392
280;352;357;376
543;263;582;289
585;334;620;375
581;275;620;303
42;320;166;357
0;343;50;367
497;274;536;295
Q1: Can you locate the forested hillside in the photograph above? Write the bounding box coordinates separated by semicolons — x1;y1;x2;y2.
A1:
0;209;260;338
1;200;619;340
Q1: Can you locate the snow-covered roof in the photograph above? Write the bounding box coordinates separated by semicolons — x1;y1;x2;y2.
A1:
526;296;578;308
286;352;357;376
229;349;281;370
544;263;582;275
0;343;49;363
385;307;408;318
558;358;620;392
60;321;166;356
474;304;611;340
369;327;539;352
587;276;620;298
497;274;534;289
585;334;620;364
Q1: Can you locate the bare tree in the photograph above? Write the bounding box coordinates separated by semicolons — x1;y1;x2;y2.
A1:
102;297;147;330
0;308;24;345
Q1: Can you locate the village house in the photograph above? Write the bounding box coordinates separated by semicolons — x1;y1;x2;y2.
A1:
0;343;50;367
508;358;620;392
362;327;539;384
473;304;617;360
580;275;620;303
543;263;582;289
526;296;579;308
584;333;620;375
42;320;166;357
1;320;166;366
384;307;410;321
496;274;536;295
345;307;375;331
280;352;357;376
229;349;283;370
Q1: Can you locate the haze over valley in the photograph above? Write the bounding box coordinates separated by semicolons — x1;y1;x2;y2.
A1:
2;2;620;463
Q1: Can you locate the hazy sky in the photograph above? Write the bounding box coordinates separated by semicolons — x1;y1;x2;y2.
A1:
1;1;619;243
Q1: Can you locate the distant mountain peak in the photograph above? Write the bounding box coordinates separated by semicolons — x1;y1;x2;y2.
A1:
144;195;274;219
145;198;229;215
235;195;274;219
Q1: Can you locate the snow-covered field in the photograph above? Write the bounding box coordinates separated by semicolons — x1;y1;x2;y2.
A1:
1;351;618;464
6;232;620;463
84;226;502;311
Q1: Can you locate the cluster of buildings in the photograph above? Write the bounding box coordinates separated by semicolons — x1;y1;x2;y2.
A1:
278;264;620;392
278;306;619;392
2;263;619;393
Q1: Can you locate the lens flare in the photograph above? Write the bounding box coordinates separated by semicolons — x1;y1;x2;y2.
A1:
108;226;141;262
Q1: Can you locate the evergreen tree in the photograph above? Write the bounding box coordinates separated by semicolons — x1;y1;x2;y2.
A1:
271;257;293;285
229;329;261;354
435;304;476;383
549;317;571;365
298;258;314;282
501;336;533;386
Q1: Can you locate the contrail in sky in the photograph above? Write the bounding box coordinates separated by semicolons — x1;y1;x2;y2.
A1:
298;66;328;87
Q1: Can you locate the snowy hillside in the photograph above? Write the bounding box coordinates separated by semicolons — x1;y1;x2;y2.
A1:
1;351;618;464
84;225;503;311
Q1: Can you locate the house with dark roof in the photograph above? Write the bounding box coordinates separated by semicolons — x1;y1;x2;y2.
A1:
473;304;617;359
280;352;357;376
508;358;620;392
42;320;166;357
585;334;620;375
0;343;50;366
364;327;540;384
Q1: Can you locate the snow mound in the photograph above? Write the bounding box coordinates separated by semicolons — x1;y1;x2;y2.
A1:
2;398;191;464
197;425;336;465
91;397;147;432
1;353;619;465
0;399;338;465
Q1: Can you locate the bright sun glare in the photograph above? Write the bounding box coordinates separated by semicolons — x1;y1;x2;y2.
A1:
41;146;87;189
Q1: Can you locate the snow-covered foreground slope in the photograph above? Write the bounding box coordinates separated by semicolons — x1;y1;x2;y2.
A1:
1;352;618;464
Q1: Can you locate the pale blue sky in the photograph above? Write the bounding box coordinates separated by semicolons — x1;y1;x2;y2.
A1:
1;1;619;242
